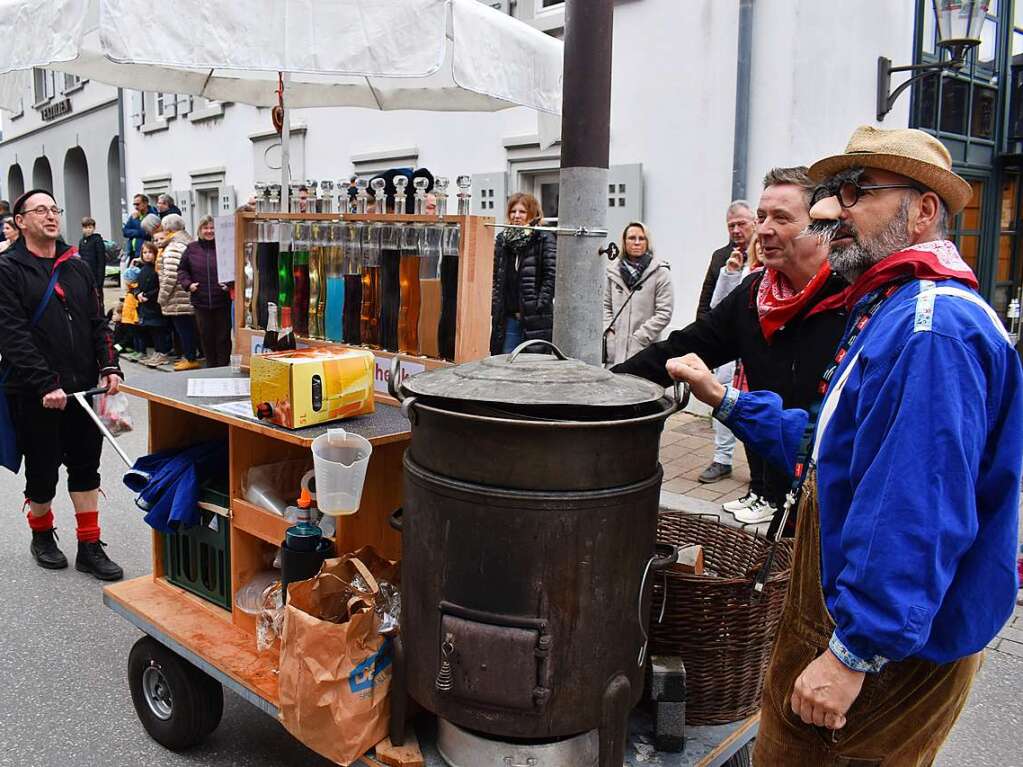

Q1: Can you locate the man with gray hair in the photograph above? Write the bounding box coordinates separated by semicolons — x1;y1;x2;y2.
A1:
694;199;755;485
156;193;182;219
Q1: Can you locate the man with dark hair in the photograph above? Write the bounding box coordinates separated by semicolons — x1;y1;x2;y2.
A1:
0;199;11;215
0;190;124;580
614;167;848;525
668;126;1022;764
123;193;156;260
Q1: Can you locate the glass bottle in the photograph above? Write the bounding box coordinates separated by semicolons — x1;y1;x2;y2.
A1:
418;224;444;358
244;241;255;329
291;222;310;338
413;177;430;215
306;222;324;339
378;223;402;351
337;180;351;214
456;175;472;215
254;182;267;213
324;221;346;342
320;180;334;214
342;223;363;345
394;176;409;216
255;218;279;330
262;301;280;352
355;178;370;215
268;184;281;213
398;224;422;354
277;222;294;312
277;306;297;351
371;177;387;215
438;224;461;361
434;177;449;216
360;223;382;348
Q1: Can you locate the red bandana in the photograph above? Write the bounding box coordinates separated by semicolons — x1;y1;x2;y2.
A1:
810;240;978;314
756;261;834;343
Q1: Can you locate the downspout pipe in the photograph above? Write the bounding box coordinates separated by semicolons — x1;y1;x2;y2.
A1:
731;0;754;199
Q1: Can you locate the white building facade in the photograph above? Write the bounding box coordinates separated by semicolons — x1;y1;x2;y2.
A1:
0;70;123;243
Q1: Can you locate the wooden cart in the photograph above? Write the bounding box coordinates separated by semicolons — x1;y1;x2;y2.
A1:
103;366;756;766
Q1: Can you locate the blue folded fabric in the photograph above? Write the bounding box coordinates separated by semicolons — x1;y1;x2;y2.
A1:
125;441;228;532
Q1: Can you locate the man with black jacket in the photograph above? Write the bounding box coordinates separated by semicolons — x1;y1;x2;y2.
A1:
0;190;125;580
78;216;107;308
614;168;848;525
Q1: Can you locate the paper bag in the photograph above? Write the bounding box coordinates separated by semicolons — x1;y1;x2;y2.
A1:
278;548;399;766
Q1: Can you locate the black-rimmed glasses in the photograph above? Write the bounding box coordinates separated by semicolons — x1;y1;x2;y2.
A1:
811;180;924;209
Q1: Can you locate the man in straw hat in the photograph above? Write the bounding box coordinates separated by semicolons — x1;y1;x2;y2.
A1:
665;126;1023;764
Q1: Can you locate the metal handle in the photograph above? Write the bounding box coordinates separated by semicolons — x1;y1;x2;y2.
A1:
389;508;403;533
388;356;404;402
650;543;679;571
670;381;691;414
80;385;109;399
507;340;569;362
503;758;538;767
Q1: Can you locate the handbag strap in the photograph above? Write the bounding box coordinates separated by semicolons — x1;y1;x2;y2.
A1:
0;262;63;386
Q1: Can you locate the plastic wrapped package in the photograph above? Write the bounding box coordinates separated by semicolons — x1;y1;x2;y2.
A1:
256;580;285;652
96;392;134;436
243;459;313;516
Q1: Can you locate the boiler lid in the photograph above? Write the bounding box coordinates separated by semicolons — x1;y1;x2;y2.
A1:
400;341;666;409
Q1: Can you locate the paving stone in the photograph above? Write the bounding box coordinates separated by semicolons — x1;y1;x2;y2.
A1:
997;625;1023;645
687;486;727;502
662;477;699;495
997;638;1023;658
987;637;1002;651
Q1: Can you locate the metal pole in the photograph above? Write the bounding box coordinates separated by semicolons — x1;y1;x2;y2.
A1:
552;0;614;366
731;0;754;199
280;73;291;215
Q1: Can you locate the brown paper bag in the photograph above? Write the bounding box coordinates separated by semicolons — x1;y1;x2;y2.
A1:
278;547;399;766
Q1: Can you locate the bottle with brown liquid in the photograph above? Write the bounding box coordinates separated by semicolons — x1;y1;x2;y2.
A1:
398;224;422;354
417;225;444;358
360;223;382;348
342;222;363;344
438;224;461;361
262;301;280;353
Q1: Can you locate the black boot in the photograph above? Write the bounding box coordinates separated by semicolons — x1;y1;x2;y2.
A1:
30;528;68;570
75;540;124;581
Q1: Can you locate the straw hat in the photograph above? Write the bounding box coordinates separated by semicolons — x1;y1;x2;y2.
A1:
808;126;972;215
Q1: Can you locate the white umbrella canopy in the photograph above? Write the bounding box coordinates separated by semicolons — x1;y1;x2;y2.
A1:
0;0;563;114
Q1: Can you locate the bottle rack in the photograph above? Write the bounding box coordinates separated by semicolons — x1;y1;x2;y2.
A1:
234;212;495;398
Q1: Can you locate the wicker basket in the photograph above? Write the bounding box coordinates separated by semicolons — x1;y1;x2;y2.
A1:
650;512;795;725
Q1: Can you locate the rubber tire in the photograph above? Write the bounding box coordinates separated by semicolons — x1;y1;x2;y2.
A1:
723;742;752;767
127;636;224;750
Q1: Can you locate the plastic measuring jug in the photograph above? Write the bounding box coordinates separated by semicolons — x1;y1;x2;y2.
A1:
310;428;372;516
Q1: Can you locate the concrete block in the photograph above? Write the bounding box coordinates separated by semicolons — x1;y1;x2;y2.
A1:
649;655;686;754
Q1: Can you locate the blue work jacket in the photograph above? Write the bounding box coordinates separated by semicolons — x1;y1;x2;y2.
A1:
717;278;1022;670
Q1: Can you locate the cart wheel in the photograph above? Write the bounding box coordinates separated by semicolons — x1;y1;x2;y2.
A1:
127;636;224;750
723;742;752;767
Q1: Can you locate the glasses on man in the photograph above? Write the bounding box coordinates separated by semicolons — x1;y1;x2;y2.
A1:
811;180;924;209
24;206;63;217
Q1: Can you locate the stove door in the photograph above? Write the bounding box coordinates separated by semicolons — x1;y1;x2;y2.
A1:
440;611;551;711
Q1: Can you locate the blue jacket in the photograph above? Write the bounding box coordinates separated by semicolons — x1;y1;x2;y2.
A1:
122;205;157;259
718;278;1022;670
127;441;228;532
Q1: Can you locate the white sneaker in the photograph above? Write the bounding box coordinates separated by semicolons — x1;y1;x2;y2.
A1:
734;497;777;525
722;492;760;514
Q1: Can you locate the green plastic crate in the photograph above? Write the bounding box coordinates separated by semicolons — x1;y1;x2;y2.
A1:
163;508;231;610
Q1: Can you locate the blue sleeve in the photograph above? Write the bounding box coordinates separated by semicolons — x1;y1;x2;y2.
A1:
717;387;808;478
122;217;141;239
829;331;990;665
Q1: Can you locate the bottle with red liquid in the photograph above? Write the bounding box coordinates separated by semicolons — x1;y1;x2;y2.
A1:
291;222;311;338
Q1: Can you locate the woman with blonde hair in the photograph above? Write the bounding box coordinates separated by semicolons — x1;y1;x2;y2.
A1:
490;192;557;354
602;221;674;366
156;214;200;370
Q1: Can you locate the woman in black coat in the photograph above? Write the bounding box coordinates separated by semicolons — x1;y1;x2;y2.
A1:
490;192;557;354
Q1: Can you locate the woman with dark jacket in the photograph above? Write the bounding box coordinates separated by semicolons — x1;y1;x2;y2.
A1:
490;192;556;354
178;215;232;368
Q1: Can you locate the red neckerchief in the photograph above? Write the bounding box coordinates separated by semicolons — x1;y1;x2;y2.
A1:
756;261;833;343
810;240;978;314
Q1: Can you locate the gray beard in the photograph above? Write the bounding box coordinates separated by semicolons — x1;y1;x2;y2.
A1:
829;198;913;283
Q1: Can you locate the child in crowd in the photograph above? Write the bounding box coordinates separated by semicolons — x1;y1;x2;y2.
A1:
78;216;107;307
120;261;142;360
133;241;172;366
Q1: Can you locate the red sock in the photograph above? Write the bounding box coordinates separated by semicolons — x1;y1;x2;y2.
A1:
26;509;54;532
75;510;101;543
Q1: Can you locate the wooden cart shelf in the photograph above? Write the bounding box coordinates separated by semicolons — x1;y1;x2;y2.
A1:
105;576;280;712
